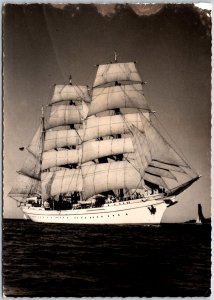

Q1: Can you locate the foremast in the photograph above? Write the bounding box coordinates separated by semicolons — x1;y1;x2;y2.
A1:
40;78;91;203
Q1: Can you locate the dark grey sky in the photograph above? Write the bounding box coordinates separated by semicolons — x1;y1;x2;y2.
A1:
3;4;211;221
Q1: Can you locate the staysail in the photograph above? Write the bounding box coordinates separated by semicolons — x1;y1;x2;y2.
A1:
27;125;42;158
19;152;41;180
8;173;41;199
9;126;42;200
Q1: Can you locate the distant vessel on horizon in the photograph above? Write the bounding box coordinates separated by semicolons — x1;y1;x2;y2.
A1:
196;204;211;224
9;54;200;224
184;204;210;224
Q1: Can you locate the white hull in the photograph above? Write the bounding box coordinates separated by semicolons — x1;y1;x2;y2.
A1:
21;196;170;224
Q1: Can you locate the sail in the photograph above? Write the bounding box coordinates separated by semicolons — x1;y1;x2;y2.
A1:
144;173;168;189
51;85;90;104
140;114;188;167
129;124;152;176
42;149;81;170
82;137;134;163
46;103;88;129
83;113;145;142
149;160;185;173
93;62;142;87
9;173;41;197
44;129;83;151
82;161;144;200
19;152;40;180
27;125;42;158
42;172;56;201
89;84;149;116
162;171;198;190
146;166;176;180
128;117;196;191
95;109;150;119
41;169;83;200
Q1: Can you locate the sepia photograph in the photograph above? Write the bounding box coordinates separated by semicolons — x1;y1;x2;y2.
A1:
3;3;211;297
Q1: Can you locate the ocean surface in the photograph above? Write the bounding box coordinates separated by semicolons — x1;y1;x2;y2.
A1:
3;219;211;297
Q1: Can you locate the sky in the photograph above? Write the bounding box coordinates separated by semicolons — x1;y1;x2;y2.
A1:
3;3;211;221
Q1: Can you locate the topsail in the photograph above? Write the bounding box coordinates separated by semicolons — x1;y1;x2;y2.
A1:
51;85;91;104
89;84;149;116
93;62;142;87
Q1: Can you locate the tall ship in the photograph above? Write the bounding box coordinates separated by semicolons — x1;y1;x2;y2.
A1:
9;55;200;224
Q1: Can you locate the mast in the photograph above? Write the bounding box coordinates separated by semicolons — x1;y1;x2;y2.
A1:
40;105;45;205
40;77;90;202
41;106;45;161
87;55;149;200
114;52;123;198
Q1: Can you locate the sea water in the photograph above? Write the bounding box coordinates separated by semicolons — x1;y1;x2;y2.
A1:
3;219;211;297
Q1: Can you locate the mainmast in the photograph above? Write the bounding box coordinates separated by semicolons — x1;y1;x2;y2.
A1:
40;105;45;205
83;56;199;200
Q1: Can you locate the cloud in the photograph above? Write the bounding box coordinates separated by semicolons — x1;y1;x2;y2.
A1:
50;3;164;17
50;4;66;10
95;4;116;17
194;3;212;11
129;4;163;16
94;4;163;17
193;3;211;36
